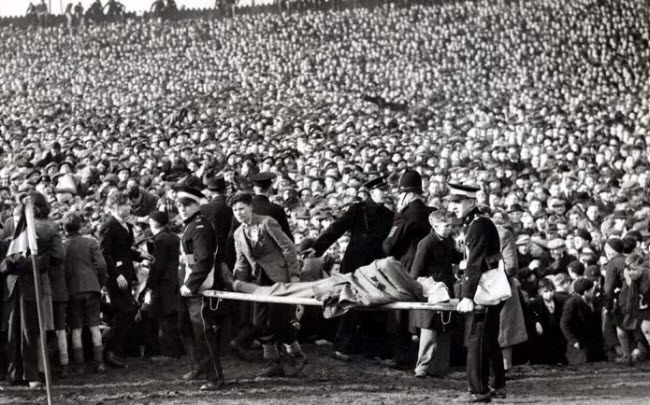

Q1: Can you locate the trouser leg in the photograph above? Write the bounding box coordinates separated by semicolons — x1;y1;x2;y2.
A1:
159;313;182;357
187;297;223;382
393;310;410;364
20;298;41;382
415;328;436;374
487;303;505;390
360;312;389;359
466;310;489;395
333;311;358;354
7;290;24;382
105;284;136;355
432;329;451;375
232;301;256;347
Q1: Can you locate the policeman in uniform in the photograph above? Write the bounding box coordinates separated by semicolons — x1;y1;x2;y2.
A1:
200;175;233;268
176;185;227;391
303;176;394;360
448;183;505;403
383;169;435;366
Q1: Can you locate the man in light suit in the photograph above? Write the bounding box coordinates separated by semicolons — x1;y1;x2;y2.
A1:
231;192;307;378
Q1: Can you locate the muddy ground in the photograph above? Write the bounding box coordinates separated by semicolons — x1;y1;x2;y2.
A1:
2;344;650;404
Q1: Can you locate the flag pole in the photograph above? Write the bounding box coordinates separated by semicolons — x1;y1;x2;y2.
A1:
24;197;53;405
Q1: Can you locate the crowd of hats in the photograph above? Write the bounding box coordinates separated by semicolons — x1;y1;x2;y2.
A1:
0;1;649;259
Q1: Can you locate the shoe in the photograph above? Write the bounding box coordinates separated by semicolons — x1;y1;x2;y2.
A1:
182;369;203;380
28;381;43;390
229;340;251;361
615;355;633;366
258;362;284;378
414;369;427;378
200;380;225;391
150;355;175;362
380;358;409;370
95;362;106;374
332;351;351;362
105;351;127;369
463;393;491;403
490;388;506;399
285;354;308;377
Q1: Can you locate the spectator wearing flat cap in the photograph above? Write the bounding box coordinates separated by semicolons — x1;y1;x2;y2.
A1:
142;211;183;359
304;176;394;361
545;238;576;276
560;278;606;364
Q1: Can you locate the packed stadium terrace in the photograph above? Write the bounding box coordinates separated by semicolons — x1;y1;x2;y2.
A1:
2;0;650;392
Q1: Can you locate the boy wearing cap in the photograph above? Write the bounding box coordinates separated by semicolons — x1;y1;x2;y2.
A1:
63;212;108;374
176;185;227;391
143;211;182;359
447;183;505;403
560;278;606;364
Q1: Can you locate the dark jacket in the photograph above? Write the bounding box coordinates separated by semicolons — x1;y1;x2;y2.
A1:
98;215;145;283
603;253;626;311
64;234;107;295
146;228;180;317
3;219;64;302
200;195;233;265
312;199;394;274
251;194;292;239
131;189;159;217
530;296;567;365
410;230;462;329
560;294;605;363
544;252;577;277
382;199;434;272
460;208;501;301
180;211;217;294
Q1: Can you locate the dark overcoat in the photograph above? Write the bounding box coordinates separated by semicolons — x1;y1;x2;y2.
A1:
312;199;394;274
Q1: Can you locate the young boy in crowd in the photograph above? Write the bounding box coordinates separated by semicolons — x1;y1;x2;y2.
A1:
560;278;606;364
64;212;108;373
530;278;567;365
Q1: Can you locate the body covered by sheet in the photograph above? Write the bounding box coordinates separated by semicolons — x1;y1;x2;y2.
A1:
233;257;424;318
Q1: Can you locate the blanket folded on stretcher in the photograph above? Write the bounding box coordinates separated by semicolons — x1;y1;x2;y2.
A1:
233;257;424;318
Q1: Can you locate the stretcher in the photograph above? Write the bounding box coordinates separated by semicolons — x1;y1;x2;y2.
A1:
202;290;471;312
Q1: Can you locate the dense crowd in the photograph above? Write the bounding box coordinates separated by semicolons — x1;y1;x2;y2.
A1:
2;0;650;394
